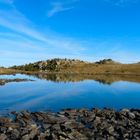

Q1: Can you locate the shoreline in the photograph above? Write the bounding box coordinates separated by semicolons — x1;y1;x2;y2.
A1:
1;72;140;85
0;108;139;140
1;70;140;76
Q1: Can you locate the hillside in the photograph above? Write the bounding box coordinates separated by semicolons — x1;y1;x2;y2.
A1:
10;58;87;72
9;58;140;75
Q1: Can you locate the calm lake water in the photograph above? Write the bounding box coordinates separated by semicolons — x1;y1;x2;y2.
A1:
0;74;140;115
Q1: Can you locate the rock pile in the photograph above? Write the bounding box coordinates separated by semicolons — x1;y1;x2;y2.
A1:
0;108;139;140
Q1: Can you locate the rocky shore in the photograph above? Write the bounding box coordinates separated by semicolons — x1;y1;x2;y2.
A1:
0;109;139;140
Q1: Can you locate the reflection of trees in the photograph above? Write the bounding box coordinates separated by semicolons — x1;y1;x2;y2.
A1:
95;79;112;85
0;79;32;86
31;74;140;85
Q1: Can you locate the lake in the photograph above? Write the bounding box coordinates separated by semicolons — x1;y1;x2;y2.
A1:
0;74;140;115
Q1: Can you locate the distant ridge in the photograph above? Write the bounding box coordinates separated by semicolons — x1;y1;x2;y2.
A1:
9;58;140;75
10;58;119;72
10;58;88;72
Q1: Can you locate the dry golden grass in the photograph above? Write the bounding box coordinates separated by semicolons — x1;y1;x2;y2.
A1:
58;63;140;75
0;68;19;74
1;63;140;76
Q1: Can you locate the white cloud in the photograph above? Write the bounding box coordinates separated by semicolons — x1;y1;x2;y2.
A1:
0;1;85;54
0;0;88;66
0;0;139;66
47;2;73;17
0;7;54;44
47;0;79;17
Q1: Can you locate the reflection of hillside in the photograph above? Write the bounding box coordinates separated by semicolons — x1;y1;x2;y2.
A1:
33;74;140;84
0;79;33;86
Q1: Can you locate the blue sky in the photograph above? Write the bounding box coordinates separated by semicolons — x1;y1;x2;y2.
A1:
0;0;140;66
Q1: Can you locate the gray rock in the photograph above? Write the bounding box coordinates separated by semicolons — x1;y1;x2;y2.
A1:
0;134;7;140
107;126;114;135
128;112;135;119
0;108;139;140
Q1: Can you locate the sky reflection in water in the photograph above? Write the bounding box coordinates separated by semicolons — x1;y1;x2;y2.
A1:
0;74;140;115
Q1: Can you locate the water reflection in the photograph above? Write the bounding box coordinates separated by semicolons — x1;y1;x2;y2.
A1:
31;73;140;84
0;74;140;115
0;78;33;86
1;73;140;85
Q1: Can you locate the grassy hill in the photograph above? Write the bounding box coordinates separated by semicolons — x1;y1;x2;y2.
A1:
10;58;86;72
9;58;140;75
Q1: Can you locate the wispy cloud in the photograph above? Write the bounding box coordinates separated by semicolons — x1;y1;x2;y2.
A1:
0;2;48;42
0;0;139;66
47;2;73;17
47;0;79;17
0;0;86;66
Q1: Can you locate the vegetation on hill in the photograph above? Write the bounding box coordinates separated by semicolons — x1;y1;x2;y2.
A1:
95;59;120;64
6;58;140;75
10;58;86;72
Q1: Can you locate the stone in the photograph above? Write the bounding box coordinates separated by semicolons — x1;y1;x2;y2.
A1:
0;134;7;140
0;108;139;140
0;118;11;123
108;136;115;140
128;112;135;119
107;126;114;135
43;124;51;129
21;134;30;140
94;116;101;125
10;129;20;139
